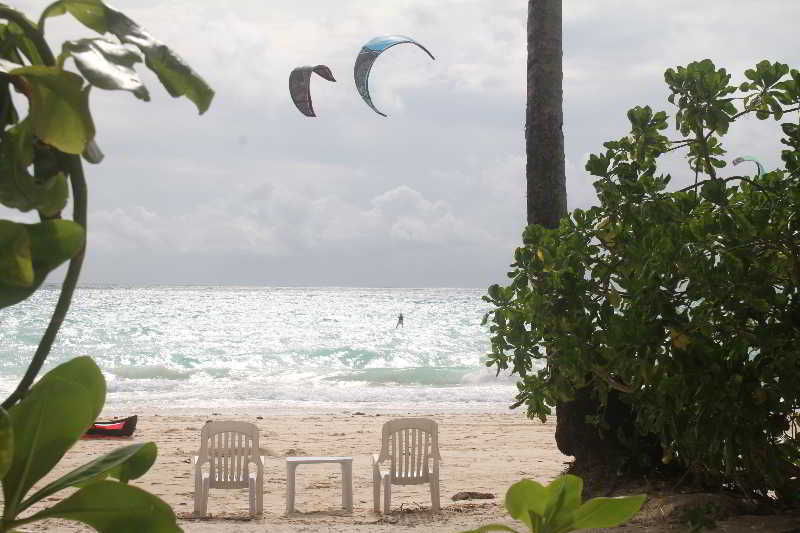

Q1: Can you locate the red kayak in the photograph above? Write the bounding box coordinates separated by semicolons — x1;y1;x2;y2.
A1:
83;415;138;438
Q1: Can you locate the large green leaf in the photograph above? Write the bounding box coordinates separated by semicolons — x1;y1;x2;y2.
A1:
41;0;109;34
3;357;105;514
0;407;13;480
26;218;85;272
0;119;67;215
43;0;213;114
9;65;94;154
545;475;582;514
3;20;44;65
571;494;646;529
505;479;548;529
0;219;84;309
0;220;33;287
21;442;156;512
23;480;180;533
62;38;149;100
544;476;584;533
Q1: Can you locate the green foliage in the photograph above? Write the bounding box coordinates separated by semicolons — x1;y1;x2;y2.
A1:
0;358;179;531
485;60;800;500
462;475;645;533
0;1;214;531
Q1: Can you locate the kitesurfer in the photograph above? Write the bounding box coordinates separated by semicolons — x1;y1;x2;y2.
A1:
396;313;404;328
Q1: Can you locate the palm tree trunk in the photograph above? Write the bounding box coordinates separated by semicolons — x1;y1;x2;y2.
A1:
526;0;566;228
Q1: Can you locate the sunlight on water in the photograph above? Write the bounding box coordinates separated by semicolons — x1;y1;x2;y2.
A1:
0;286;519;410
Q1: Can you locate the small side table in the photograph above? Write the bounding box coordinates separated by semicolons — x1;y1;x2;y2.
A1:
286;456;353;514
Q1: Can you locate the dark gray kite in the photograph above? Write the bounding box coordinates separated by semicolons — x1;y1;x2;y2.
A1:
354;35;434;117
289;64;336;117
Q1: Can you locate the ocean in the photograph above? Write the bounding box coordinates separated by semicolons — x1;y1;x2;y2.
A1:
0;286;518;411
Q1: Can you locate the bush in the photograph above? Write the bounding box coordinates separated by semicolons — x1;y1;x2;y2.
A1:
484;59;800;501
462;475;645;533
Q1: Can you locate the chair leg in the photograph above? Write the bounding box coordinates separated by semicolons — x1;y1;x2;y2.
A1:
257;474;264;515
249;477;256;517
430;479;440;512
193;475;203;516
373;471;381;513
383;476;391;515
342;461;353;513
286;462;296;514
200;478;209;516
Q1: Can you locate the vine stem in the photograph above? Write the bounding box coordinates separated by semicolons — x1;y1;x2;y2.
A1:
1;157;87;410
0;6;87;409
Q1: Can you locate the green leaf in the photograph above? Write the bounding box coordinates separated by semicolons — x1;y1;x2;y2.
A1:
0;221;33;287
505;479;547;528
23;480;180;533
44;0;214;113
544;475;583;532
9;66;95;154
21;442;156;511
571;494;646;529
0;119;68;214
0;220;84;310
41;0;110;33
0;407;13;480
109;10;213;114
2;357;105;514
62;38;149;100
82;138;105;164
26;218;85;272
700;179;726;204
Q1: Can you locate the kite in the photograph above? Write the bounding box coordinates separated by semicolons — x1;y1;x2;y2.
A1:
289;65;336;117
353;35;434;117
732;155;766;177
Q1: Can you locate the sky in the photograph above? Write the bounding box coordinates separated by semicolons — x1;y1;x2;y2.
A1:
4;0;800;287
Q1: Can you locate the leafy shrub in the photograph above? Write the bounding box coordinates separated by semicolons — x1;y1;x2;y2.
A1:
484;60;800;500
1;1;212;530
462;475;645;533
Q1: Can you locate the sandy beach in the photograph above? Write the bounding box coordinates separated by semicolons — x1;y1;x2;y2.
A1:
10;408;800;532
25;409;569;532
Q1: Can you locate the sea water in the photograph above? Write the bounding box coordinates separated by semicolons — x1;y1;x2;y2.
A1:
0;286;518;411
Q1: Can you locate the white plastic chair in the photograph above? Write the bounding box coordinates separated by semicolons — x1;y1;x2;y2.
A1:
192;421;264;517
372;418;441;514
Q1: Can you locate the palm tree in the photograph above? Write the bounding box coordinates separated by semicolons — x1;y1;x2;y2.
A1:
526;0;566;229
525;2;658;475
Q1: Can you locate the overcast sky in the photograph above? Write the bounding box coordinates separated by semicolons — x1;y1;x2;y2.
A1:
5;1;800;287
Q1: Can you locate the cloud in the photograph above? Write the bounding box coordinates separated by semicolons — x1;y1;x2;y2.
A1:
5;0;800;286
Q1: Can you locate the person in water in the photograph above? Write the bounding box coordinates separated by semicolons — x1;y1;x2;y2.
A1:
396;313;404;328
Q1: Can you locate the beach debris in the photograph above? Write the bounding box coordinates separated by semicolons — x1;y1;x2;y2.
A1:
284;447;308;456
256;416;263;419
354;35;434;116
353;411;366;415
289;64;336;117
451;491;495;501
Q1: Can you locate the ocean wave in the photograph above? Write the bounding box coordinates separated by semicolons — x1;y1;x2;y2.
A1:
109;365;192;380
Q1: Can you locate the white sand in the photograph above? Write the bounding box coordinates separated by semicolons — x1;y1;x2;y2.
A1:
22;408;570;532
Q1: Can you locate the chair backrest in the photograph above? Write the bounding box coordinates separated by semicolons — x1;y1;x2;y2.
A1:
197;421;262;489
377;418;440;485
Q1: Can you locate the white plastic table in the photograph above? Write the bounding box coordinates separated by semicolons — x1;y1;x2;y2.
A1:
286;456;353;514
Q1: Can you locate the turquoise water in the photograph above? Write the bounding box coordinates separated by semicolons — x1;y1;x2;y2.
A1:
0;286;517;410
